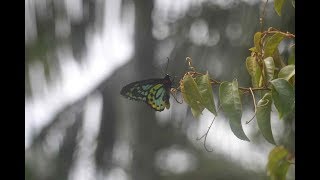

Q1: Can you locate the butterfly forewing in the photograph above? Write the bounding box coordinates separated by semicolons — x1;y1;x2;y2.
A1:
120;75;172;111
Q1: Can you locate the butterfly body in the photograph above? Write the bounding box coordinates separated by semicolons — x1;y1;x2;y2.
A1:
120;74;172;111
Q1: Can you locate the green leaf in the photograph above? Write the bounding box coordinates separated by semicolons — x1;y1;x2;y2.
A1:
256;92;276;145
263;57;275;83
272;48;286;69
254;32;262;52
246;56;262;88
270;79;295;119
267;146;291;180
274;0;286;16
249;47;257;52
181;74;204;118
288;47;295;65
278;65;295;81
264;33;285;58
219;80;249;141
195;73;217;116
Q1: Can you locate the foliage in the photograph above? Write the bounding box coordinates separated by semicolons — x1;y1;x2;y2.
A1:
177;0;295;179
267;146;294;180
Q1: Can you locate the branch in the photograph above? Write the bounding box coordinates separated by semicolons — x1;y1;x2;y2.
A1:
262;28;295;38
187;71;270;92
196;105;221;152
260;0;269;32
246;88;257;124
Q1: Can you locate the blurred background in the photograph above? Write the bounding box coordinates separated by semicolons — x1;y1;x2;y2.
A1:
25;0;295;179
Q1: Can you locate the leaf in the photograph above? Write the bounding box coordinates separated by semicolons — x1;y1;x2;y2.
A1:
195;73;217;116
264;33;285;58
181;74;204;118
263;57;275;83
274;0;286;16
288;47;295;65
270;79;295;119
219;80;249;141
256;92;276;145
246;56;262;88
271;49;285;80
254;32;262;52
267;146;291;180
278;65;295;81
272;48;286;69
249;47;257;52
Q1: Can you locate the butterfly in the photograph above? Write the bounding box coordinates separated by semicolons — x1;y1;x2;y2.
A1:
120;74;173;111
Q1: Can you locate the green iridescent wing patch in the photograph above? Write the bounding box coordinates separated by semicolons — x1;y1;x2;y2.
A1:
120;75;172;111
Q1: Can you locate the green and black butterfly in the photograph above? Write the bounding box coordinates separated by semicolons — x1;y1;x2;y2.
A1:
120;74;173;111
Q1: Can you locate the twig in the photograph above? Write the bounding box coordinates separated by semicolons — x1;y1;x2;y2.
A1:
196;105;221;152
187;71;270;92
260;0;269;32
170;89;183;104
246;88;257;124
262;30;295;38
196;116;215;152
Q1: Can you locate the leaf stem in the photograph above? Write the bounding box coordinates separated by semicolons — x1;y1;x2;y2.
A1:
246;88;257;124
196;105;221;152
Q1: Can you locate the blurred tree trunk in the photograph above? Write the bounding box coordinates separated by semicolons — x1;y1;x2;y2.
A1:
131;0;159;180
95;88;116;171
49;112;83;180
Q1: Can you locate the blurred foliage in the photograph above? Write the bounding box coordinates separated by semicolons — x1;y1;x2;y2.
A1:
25;0;294;179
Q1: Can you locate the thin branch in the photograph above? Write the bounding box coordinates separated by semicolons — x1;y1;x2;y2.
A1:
260;0;269;32
170;89;183;104
196;133;206;141
187;71;270;92
196;105;221;152
246;88;257;124
196;115;215;152
262;29;295;38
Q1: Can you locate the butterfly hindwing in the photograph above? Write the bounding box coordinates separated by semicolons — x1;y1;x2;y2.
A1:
120;75;172;111
146;84;170;111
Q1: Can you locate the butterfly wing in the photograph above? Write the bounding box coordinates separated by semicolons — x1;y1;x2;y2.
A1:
120;78;171;111
146;83;170;111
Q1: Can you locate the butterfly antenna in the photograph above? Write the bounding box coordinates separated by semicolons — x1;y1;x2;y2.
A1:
158;58;170;76
165;57;170;74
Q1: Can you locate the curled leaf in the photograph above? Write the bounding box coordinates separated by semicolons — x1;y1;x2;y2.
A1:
195;73;217;116
219;79;249;141
263;57;275;83
264;33;285;58
246;56;262;88
181;74;204;118
256;92;276;145
270;79;295;119
278;65;295;81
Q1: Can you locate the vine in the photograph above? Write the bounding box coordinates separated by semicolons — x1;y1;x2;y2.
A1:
177;0;295;179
